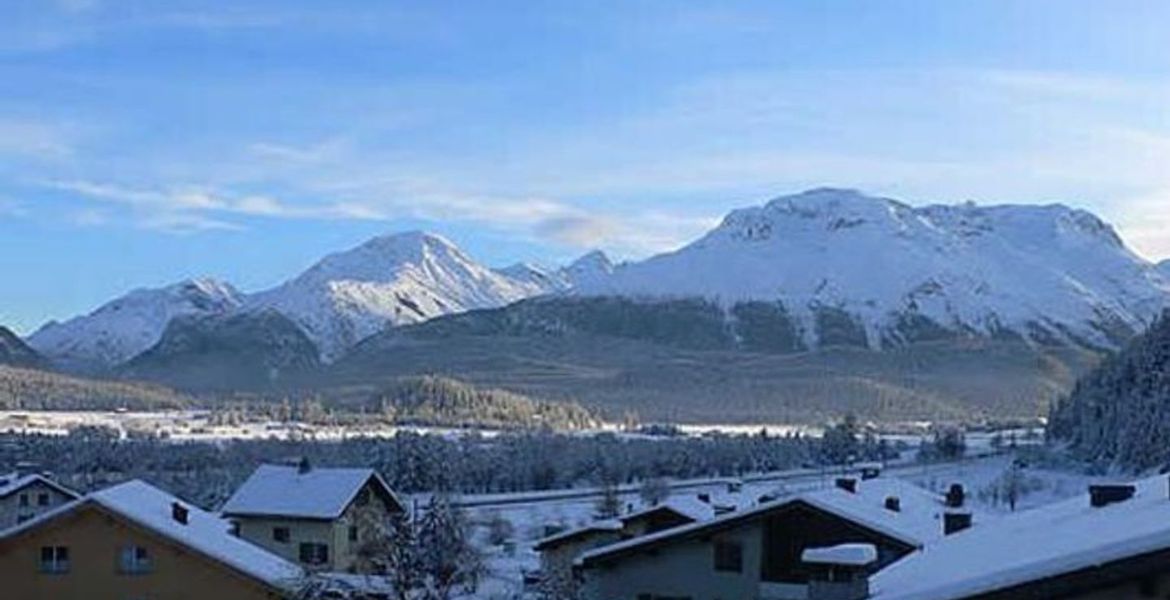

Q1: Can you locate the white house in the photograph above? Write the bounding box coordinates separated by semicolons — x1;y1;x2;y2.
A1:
221;462;405;573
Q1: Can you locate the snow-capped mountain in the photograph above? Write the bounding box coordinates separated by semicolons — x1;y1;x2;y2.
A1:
27;278;243;369
245;231;546;361
1159;260;1170;278
579;188;1170;349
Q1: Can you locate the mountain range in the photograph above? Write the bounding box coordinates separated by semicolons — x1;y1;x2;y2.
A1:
12;188;1170;422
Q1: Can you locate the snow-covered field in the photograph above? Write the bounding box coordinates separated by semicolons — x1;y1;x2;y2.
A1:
0;410;511;441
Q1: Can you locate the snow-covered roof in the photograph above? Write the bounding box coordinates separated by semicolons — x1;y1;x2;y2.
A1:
621;495;716;525
802;543;878;566
533;520;624;551
0;472;79;500
221;464;400;520
578;478;953;568
0;480;302;590
801;477;962;546
93;481;303;587
871;475;1170;600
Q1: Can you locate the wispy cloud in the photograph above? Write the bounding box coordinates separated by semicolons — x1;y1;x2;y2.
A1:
0;118;73;160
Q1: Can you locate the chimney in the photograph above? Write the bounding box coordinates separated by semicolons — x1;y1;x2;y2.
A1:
171;502;189;525
943;512;972;536
835;478;858;494
946;484;965;508
802;543;876;600
1089;484;1135;508
297;457;312;475
884;496;901;512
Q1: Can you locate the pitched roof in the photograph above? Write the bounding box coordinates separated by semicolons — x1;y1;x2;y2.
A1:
800;477;961;546
621;496;715;524
221;464;401;520
577;478;959;568
533;520;623;551
0;480;303;590
870;475;1170;600
0;472;80;500
535;496;714;552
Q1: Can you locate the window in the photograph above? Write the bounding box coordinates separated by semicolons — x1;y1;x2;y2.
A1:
18;493;29;508
37;493;50;507
299;543;329;565
39;546;69;574
713;540;743;573
272;527;290;543
348;526;358;542
118;545;152;574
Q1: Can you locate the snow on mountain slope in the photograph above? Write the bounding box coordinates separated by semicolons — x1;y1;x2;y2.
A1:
27;278;243;369
579;188;1170;349
246;231;545;361
497;262;570;293
1159;260;1170;278
562;250;615;288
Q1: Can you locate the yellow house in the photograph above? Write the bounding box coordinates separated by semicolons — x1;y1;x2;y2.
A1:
0;479;303;600
221;462;406;573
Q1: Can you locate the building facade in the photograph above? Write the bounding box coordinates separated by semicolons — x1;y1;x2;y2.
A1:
0;472;80;530
222;463;405;573
0;480;301;600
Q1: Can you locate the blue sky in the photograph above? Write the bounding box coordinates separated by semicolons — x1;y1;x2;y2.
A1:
2;0;1169;333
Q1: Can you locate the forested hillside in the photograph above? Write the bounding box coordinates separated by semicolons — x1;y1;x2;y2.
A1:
369;375;597;430
1049;313;1170;469
0;366;190;411
331;297;1100;423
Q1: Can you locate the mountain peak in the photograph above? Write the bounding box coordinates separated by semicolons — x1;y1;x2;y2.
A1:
579;190;1169;350
27;278;243;369
248;230;544;361
0;326;45;369
569;250;614;272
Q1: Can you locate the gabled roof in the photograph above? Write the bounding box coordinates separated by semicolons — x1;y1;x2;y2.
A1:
535;496;714;552
800;477;960;546
221;464;402;520
871;475;1170;600
577;478;956;569
533;520;623;551
0;480;303;590
0;472;80;501
621;496;715;525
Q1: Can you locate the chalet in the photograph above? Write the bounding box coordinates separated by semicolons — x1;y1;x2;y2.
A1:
870;475;1170;600
0;469;80;530
576;477;975;600
221;462;405;573
0;479;302;600
535;497;714;596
